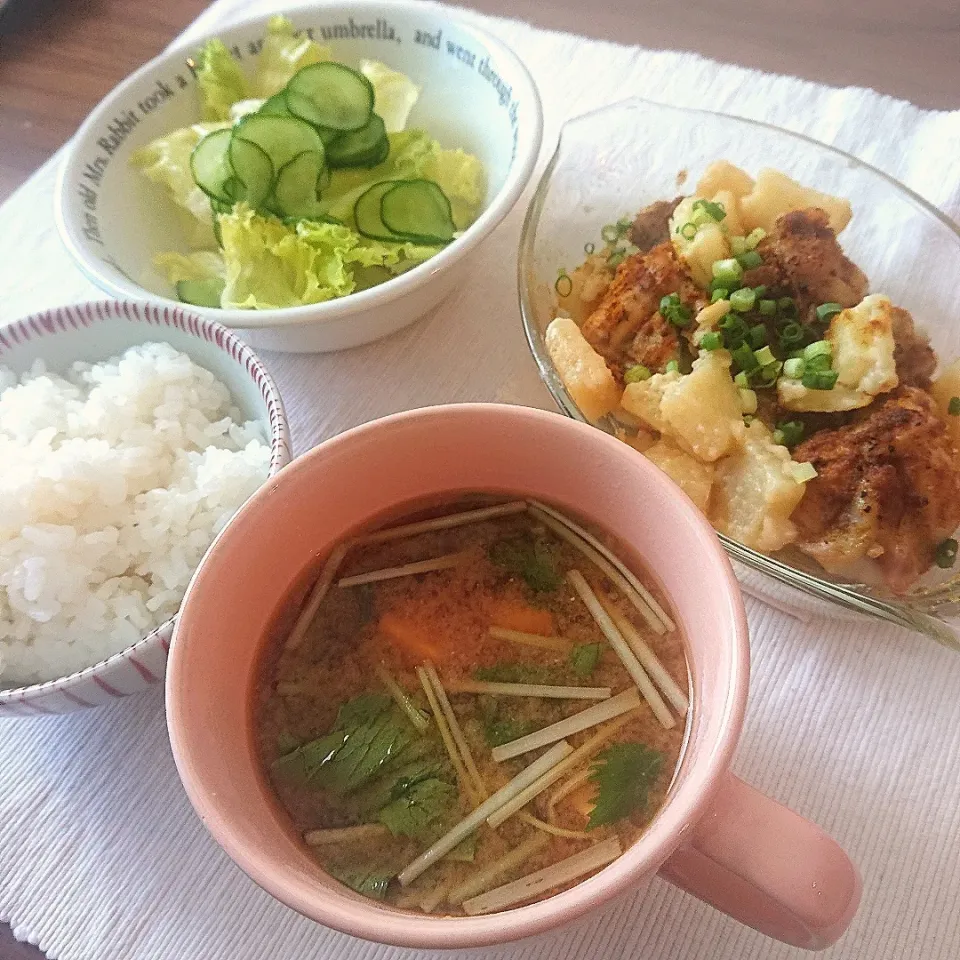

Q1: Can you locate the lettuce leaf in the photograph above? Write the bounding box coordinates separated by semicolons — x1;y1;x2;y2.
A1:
130;125;225;247
359;59;421;133
154;250;225;285
253;15;331;97
213;208;438;309
218;206;356;309
195;39;250;121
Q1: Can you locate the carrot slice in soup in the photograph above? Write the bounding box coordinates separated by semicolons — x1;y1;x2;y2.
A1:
378;611;443;662
489;599;555;636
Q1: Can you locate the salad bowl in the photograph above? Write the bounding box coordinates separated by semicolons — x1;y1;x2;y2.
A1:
519;97;960;647
56;1;542;353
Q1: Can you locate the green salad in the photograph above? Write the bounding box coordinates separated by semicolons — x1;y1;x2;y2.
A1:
132;16;485;310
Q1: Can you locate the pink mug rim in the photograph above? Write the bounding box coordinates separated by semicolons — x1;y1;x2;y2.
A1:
166;402;750;948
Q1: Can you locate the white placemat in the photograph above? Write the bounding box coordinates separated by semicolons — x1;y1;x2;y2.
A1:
2;2;960;958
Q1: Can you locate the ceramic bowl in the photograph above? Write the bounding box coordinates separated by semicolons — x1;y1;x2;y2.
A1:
167;403;858;950
0;300;290;716
519;97;960;648
55;0;543;353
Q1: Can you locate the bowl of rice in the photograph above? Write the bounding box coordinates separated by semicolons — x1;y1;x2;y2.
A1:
0;300;290;716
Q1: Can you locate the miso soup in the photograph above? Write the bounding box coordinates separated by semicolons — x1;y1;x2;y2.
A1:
255;496;689;916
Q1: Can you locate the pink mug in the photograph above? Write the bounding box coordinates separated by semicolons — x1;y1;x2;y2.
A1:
167;403;860;950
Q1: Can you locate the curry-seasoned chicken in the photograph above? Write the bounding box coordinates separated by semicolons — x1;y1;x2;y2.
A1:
890;305;937;388
745;208;868;313
579;242;704;380
791;387;960;593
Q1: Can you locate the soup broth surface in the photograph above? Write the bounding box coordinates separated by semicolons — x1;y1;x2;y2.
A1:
256;496;688;915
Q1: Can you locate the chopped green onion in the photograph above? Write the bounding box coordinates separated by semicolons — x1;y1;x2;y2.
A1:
752;285;767;298
719;314;749;347
711;288;729;303
607;251;625;269
734;371;750;388
949;397;960;416
601;224;619;243
777;297;798;318
732;343;759;372
749;324;767;349
816;302;843;323
736;250;763;270
624;364;651;384
774;420;805;447
802;368;839;390
692;198;726;221
664;359;680;374
935;538;959;569
660;293;692;328
616;217;632;234
729;288;756;313
753;345;776;367
712;258;744;287
700;331;723;351
710;276;737;294
555;271;573;298
730;236;747;256
782;357;805;379
738;387;757;414
759;361;782;385
803;340;832;361
805;353;832;373
759;299;777;316
745;227;766;250
584;242;595;255
779;322;805;349
679;222;698;240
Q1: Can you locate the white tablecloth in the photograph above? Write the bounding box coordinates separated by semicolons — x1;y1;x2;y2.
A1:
2;2;960;958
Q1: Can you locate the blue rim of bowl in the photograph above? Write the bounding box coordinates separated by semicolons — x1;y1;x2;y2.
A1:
0;300;292;706
54;0;544;330
518;96;960;650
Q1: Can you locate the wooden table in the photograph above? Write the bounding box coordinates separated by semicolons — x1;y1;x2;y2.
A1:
0;0;957;957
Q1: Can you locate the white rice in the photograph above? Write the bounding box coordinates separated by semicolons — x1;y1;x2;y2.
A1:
0;342;271;686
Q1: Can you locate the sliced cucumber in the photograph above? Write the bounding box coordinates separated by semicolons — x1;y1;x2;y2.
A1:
380;180;456;245
227;137;274;208
282;91;341;144
176;278;225;308
210;197;231;247
354;180;405;242
286;62;374;132
283;214;346;228
259;93;293;117
273;151;325;219
190;129;235;203
326;115;388;169
232;114;325;183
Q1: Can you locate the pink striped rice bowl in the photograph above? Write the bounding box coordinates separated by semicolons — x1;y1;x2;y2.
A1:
0;300;290;716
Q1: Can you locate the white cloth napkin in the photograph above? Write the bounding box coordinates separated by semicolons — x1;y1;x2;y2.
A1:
2;3;960;958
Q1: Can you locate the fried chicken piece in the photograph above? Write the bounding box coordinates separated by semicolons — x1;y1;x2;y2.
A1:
749;208;868;313
579;242;702;379
890;305;936;388
629;198;682;252
791;387;960;593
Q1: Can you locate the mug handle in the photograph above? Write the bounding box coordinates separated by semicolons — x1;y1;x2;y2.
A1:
658;773;861;950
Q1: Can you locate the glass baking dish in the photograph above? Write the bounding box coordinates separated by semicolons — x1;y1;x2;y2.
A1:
518;97;960;649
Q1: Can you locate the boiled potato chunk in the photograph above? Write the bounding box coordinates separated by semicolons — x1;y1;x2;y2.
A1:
739;168;852;234
696;160;756;200
710;420;807;552
643;439;715;512
777;294;899;412
623;351;745;462
556;254;613;325
711;188;746;238
545;317;621;422
669;197;731;287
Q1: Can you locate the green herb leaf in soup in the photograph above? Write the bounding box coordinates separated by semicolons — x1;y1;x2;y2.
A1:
488;534;562;593
327;864;392;900
378;777;458;840
569;642;602;678
587;743;664;829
